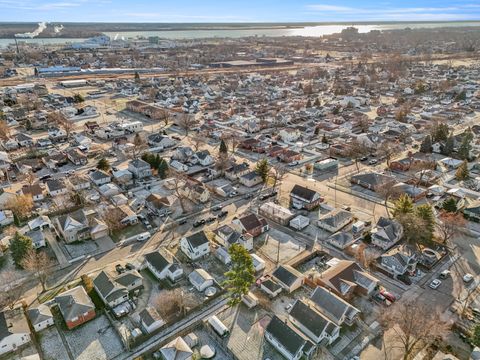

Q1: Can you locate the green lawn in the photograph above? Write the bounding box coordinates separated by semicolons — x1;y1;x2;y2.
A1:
111;223;145;243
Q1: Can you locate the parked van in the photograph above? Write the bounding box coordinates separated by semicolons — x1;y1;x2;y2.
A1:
439;270;451;279
208;315;229;338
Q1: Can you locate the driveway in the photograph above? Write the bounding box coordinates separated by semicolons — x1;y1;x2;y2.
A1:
44;229;69;267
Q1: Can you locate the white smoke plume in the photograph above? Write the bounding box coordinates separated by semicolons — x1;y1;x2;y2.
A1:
15;22;47;38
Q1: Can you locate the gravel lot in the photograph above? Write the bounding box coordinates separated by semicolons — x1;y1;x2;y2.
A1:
63;315;123;360
39;326;70;360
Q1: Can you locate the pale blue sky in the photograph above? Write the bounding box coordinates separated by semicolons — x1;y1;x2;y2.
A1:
1;0;479;22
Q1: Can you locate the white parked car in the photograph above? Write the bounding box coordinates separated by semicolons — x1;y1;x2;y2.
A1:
136;232;151;242
463;273;474;283
429;279;442;289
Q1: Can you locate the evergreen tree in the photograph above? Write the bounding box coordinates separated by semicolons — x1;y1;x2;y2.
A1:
472;324;480;347
458;129;473;160
25;119;32;131
97;157;110;171
455;161;469;181
392;194;414;218
313;98;321;107
321;133;328;144
442;198;457;213
306;99;312;108
10;232;33;269
154;154;162;169
219;139;228;155
256;159;270;183
431;122;449;143
134;71;140;82
223;244;255;306
419;135;432;153
442;135;454;156
415;204;435;242
157;159;169;179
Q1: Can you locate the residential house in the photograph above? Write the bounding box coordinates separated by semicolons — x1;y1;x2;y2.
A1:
463;201;480;222
0;308;31;356
272;265;304;293
139;306;164;334
89;170;111;186
225;163;250;181
259;202;294;226
158;337;193;360
145;194;177;216
315;260;379;299
128;158;152;179
45;179;68;196
188;269;214;292
112;169;133;186
180;231;210;261
326;232;355;250
0;188;17;209
27;304;54;332
239;171;262;187
278;149;302;163
179;179;210;204
232;213;269;237
288;299;340;345
194;150;214;166
56;209;90;243
16;133;34;147
279;128;301;143
317;209;353;233
350;172;396;192
55;286;96;329
93;270;143;308
147;134;176;149
0;209;14;227
214;224;253;251
290;185;323;210
265;315;314;360
22;184;45;202
67;148;87;166
309;286;360;326
172;146;194;162
379;245;417;278
68;175;91;191
25;229;46;248
116;204;138;225
144;250;184;282
261;278;283;298
371;217;404;250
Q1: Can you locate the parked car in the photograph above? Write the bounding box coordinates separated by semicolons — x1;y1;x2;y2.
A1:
218;210;228;219
193;219;206;228
212;204;223;211
368;159;378;165
288;161;299;167
379;289;396;302
205;217;216;223
125;263;135;270
439;270;451;279
463;273;474;283
429;279;442;289
115;264;125;274
177;218;188;225
136;232;151;242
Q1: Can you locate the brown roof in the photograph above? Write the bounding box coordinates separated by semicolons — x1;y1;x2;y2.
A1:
319;260;378;295
22;184;44;197
238;213;265;231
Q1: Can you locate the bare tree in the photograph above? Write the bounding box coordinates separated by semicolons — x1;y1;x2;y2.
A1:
21;249;54;292
190;136;205;152
377;141;400;168
0;271;24;310
153;288;197;322
347;138;370;172
101;208;127;235
380;301;449;360
48;111;74;139
0;120;10;140
436;211;465;247
177;113;196;137
270;164;287;191
168;171;187;213
6;194;34;220
131;133;147;159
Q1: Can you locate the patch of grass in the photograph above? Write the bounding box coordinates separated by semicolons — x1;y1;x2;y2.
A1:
111;223;144;243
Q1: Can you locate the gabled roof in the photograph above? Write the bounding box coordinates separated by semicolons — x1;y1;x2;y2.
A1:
55;286;95;321
266;316;308;357
310;286;360;325
93;271;128;303
290;184;318;202
289;299;337;339
160;337;193;360
184;231;209;249
272;265;303;288
27;304;53;326
237;213;265;232
144;251;172;273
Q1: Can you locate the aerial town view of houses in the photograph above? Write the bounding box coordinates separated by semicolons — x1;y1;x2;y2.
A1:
1;8;480;360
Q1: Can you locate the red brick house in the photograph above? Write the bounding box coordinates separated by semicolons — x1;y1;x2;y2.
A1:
55;286;95;329
278;149;302;163
269;145;285;157
232;213;269;237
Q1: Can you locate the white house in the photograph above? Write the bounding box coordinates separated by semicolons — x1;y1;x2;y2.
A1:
239;171;262;188
194;150;214;166
265;316;313;360
371;217;404;250
317;209;353;233
139;306;165;334
272;265;304;293
0;308;31;356
144;250;184;282
26;304;54;332
279;128;301;143
89;170;111;186
180;231;210;261
45;179;68;197
0;209;14;227
128;158;152;179
188;269;214;292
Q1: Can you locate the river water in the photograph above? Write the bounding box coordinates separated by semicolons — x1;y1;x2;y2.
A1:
1;21;479;48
